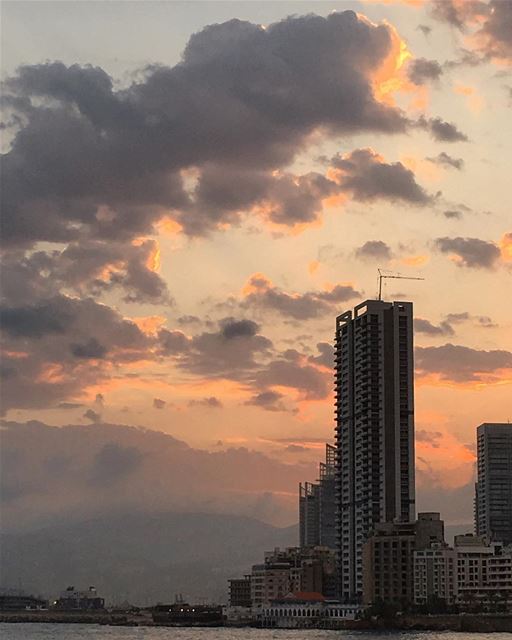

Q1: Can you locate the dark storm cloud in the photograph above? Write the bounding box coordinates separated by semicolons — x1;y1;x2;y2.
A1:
355;240;393;261
414;318;454;336
415;343;512;383
1;12;412;245
244;390;287;412
0;300;69;338
331;148;433;204
427;152;464;170
407;58;443;85
419;116;469;142
434;236;501;268
242;274;360;320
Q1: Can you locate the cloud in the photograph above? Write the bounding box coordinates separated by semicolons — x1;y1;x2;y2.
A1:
57;402;84;410
0;420;314;528
427;152;464;170
430;0;512;64
416;343;512;383
308;343;333;369
330;148;432;204
153;398;166;410
244;390;287;412
1;12;414;246
177;318;273;379
188;397;224;409
443;210;463;219
90;443;143;485
254;358;330;400
83;409;101;423
355;240;393;261
414;318;454;336
435;236;501;268
407;58;443;85
0;294;156;412
241;273;360;320
419;116;468;142
416;429;443;448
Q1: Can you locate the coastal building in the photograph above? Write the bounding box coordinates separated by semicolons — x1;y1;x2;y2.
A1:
414;544;458;607
362;513;444;606
54;586;104;611
299;444;336;550
228;576;251;607
0;590;48;611
455;534;512;610
475;423;512;546
249;546;337;606
335;300;416;601
259;592;362;628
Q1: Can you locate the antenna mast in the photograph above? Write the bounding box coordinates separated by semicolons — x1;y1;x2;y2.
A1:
377;268;424;301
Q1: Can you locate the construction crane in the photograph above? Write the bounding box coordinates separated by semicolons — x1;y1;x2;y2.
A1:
377;268;424;301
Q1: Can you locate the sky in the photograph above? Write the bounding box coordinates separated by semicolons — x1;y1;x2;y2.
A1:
1;0;511;529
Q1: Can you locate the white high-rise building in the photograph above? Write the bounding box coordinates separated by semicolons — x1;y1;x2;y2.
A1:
335;300;416;601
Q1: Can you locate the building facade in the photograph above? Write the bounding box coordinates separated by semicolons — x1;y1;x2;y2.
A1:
414;544;457;607
455;534;512;610
335;300;416;601
299;444;336;549
362;513;444;607
228;577;252;607
475;423;512;546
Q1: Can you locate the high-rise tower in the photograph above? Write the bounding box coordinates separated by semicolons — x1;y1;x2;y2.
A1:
335;299;416;601
475;423;512;546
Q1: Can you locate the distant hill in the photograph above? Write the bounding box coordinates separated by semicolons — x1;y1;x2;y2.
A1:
0;511;297;606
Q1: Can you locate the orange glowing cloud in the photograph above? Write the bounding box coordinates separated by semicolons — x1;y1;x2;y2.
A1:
368;20;427;109
500;232;512;262
131;315;167;336
400;254;429;267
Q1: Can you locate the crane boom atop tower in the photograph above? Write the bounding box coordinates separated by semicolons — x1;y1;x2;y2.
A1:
377;268;425;301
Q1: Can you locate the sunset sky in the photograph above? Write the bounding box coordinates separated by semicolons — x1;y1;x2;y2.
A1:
1;0;511;530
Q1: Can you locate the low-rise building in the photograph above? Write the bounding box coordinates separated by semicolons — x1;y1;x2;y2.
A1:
455;534;512;610
363;513;445;607
414;544;457;606
54;586;104;611
260;592;362;628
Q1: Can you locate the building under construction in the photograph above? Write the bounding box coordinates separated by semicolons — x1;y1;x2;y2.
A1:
299;444;336;550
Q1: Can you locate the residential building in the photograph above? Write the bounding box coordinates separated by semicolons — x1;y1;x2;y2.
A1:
250;546;337;606
414;544;457;607
455;534;512;610
228;576;251;607
335;300;416;601
475;423;512;546
362;513;444;606
299;444;336;549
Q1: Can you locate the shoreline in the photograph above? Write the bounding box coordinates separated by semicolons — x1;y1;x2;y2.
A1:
1;612;512;632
